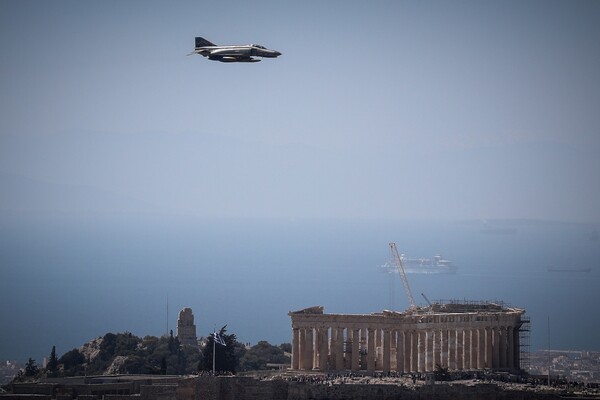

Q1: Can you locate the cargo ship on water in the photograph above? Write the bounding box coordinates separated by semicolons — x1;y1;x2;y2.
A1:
381;254;457;274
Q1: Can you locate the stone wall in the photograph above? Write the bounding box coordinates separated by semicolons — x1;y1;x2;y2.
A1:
2;376;569;400
196;377;564;400
175;378;195;400
11;384;55;396
0;396;51;400
139;384;178;400
285;382;563;400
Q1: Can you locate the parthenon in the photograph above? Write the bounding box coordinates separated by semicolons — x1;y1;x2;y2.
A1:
288;302;526;373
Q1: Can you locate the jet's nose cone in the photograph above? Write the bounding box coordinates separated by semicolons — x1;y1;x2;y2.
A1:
273;50;282;57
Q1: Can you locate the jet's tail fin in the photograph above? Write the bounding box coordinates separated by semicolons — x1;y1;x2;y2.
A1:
195;37;215;48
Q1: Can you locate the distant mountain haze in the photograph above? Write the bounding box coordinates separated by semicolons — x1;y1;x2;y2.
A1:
0;172;168;220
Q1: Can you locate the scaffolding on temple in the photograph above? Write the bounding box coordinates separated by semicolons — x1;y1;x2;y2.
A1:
519;315;531;372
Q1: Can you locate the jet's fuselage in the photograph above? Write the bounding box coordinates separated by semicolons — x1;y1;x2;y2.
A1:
190;37;281;63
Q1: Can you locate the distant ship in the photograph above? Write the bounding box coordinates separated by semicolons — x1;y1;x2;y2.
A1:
547;266;591;273
381;255;457;274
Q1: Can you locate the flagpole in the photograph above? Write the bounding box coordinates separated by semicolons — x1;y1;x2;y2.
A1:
212;327;216;375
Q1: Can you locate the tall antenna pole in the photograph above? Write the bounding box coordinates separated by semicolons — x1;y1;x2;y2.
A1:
547;315;551;386
166;295;169;336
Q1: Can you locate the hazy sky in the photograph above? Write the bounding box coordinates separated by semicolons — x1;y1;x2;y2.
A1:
1;1;600;363
1;1;600;223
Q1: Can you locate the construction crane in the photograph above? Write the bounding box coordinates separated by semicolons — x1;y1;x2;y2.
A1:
421;292;433;307
389;242;417;310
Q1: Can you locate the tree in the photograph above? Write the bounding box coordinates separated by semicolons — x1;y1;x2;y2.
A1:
168;330;180;354
11;331;205;379
58;348;86;375
160;357;167;375
279;343;292;353
99;333;117;360
46;346;58;376
239;341;289;371
113;332;141;356
24;358;38;377
199;326;242;374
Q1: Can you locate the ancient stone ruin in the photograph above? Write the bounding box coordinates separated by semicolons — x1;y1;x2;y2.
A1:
289;302;527;373
176;307;198;348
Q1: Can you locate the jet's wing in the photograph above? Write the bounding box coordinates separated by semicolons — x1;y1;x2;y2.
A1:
208;55;261;63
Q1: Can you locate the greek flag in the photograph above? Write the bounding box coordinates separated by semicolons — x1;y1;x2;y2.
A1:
213;332;226;346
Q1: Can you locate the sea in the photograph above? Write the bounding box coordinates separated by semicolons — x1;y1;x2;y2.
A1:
1;217;599;362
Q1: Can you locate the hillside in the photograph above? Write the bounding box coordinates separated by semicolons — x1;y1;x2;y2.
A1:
6;331;290;384
31;332;201;379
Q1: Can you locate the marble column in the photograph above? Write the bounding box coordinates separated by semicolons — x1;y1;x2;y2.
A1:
432;330;440;370
376;329;383;369
426;330;434;372
383;329;391;373
345;329;352;370
329;328;337;369
486;327;493;368
478;328;485;369
292;328;300;370
335;327;344;370
298;329;306;370
499;327;507;368
367;327;376;373
411;330;418;372
507;326;514;369
352;328;360;371
391;330;397;371
319;327;329;370
469;329;477;369
417;330;426;372
456;330;464;370
396;330;404;373
513;326;520;370
441;329;449;369
463;329;470;370
404;330;411;372
448;329;456;370
306;328;314;370
492;327;500;368
313;328;319;369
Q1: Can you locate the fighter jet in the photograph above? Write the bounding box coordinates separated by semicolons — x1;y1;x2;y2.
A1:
188;37;282;63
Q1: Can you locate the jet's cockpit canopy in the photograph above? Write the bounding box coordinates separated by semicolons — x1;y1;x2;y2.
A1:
251;44;266;49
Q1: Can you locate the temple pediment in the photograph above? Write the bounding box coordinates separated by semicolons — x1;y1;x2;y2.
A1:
289;306;324;315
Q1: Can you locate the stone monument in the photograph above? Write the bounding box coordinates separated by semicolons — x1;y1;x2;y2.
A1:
176;307;198;347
